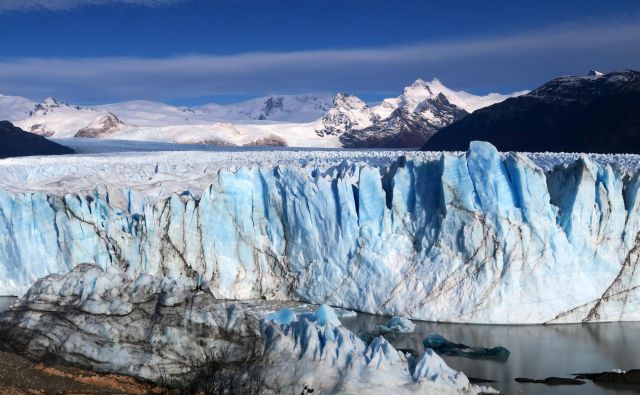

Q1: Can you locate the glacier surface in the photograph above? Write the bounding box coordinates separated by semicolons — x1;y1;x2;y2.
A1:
1;142;640;323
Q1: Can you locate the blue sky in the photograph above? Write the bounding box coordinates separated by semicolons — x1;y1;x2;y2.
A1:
1;0;640;105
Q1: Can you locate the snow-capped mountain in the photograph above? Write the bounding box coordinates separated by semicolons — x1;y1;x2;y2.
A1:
94;100;208;127
527;68;640;104
404;78;528;113
316;78;521;148
16;98;104;138
0;80;522;148
315;93;378;137
199;94;334;122
74;112;127;138
424;69;640;153
339;93;467;148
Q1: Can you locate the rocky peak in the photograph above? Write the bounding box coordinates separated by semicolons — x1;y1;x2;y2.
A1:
43;97;62;107
401;80;434;104
33;97;76;115
588;70;604;77
74;112;126;138
529;70;640;104
332;93;367;110
316;93;376;137
258;97;285;120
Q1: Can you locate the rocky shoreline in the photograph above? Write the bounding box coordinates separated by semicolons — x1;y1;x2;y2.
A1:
0;350;163;394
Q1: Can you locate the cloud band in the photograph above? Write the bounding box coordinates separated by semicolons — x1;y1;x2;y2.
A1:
0;20;639;102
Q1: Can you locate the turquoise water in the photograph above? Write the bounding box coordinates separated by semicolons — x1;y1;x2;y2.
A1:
342;313;640;395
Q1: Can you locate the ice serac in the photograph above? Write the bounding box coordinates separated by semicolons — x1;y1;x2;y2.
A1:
1;142;640;324
0;265;493;394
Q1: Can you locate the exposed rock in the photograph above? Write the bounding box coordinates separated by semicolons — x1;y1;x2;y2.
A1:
468;377;496;384
575;370;640;384
423;69;640;153
244;134;288;146
515;377;585;385
316;83;469;148
0;120;74;159
75;112;126;138
315;93;378;137
184;137;236;146
423;334;510;361
340;96;467;148
28;123;55;137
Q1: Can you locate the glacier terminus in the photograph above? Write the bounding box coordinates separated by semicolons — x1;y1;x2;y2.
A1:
1;142;639;324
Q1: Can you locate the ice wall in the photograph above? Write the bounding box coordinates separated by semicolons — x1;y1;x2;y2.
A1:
1;142;639;324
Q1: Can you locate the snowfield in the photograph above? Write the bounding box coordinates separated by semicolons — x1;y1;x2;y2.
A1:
1;142;640;324
3;140;640;196
1;79;525;148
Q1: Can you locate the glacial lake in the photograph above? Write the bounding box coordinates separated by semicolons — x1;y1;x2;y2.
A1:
342;314;640;395
0;296;17;313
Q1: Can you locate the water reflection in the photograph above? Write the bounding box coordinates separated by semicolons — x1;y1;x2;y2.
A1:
341;313;640;395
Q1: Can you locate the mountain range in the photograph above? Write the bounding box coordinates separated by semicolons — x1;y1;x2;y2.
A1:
423;69;640;153
0;80;523;149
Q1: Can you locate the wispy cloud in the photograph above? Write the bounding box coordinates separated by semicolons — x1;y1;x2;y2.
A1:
0;0;186;13
1;19;639;103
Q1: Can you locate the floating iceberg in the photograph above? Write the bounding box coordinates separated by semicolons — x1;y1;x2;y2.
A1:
423;334;510;361
0;143;639;323
385;316;416;333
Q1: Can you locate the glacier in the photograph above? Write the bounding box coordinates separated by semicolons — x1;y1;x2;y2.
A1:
0;264;494;394
1;142;640;323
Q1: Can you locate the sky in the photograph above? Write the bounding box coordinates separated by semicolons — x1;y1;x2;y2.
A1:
1;0;640;105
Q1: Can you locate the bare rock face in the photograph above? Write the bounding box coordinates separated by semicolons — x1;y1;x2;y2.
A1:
0;120;73;158
27;124;55;137
75;112;126;138
182;137;237;146
0;265;493;394
576;370;640;385
339;95;467;148
316;86;468;148
315;93;378;137
244;134;288;147
423;69;640;153
515;377;585;385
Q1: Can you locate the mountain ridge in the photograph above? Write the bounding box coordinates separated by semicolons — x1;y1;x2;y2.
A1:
1;80;523;148
0;121;74;159
422;69;640;153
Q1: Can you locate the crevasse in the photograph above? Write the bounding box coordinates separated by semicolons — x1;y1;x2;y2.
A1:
1;141;639;324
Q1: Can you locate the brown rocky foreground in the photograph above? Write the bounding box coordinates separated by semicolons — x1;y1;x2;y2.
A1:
0;350;165;394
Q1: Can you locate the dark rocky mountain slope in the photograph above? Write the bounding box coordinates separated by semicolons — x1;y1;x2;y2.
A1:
422;70;640;153
0;121;74;159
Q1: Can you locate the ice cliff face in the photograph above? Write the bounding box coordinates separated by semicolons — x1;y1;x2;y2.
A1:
0;264;491;394
1;142;640;323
